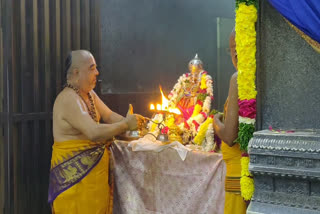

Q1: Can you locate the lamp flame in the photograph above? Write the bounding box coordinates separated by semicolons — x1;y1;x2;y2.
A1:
149;86;181;115
156;104;162;111
159;86;181;115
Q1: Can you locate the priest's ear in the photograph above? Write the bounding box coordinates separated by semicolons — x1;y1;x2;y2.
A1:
72;68;83;82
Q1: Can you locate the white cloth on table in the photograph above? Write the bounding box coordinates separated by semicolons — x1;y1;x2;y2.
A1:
128;134;191;161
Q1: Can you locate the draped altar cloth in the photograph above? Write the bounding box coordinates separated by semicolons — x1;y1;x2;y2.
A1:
110;140;226;214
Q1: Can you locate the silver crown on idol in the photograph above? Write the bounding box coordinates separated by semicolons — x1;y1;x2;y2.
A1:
188;54;203;69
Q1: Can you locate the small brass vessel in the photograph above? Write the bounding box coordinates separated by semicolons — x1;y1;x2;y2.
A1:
156;133;171;144
117;130;143;141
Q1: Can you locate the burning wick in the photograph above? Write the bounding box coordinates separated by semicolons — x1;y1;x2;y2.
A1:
150;104;155;110
156;104;162;111
148;86;181;115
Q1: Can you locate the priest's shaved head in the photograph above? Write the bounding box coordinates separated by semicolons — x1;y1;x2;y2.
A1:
65;50;99;92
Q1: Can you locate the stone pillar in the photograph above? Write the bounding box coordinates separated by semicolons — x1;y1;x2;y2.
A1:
247;0;320;213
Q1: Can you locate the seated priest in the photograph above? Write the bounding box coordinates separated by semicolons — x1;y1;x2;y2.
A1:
48;50;146;214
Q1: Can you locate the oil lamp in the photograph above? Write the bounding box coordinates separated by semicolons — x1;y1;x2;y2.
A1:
148;86;181;143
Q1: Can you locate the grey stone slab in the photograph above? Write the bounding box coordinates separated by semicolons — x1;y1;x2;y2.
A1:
248;202;320;214
248;129;320;213
257;0;320;130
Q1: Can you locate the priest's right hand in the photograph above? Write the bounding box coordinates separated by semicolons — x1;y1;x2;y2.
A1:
125;114;139;130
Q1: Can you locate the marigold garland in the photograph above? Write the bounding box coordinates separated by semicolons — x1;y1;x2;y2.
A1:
235;1;257;201
166;115;175;128
236;4;257;101
240;175;255;201
200;74;207;89
191;104;202;118
240;156;252;177
193;117;213;145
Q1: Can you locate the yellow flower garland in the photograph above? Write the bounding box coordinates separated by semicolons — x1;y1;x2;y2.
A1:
165;116;175;129
236;2;258;200
240;156;252;177
150;120;159;132
240;175;255;201
200;74;207;89
193;117;213;145
236;3;258;101
191;104;202;118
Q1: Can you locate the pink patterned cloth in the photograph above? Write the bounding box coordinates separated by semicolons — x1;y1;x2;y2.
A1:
110;140;226;214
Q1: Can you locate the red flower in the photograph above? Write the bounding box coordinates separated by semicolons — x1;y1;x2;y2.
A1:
238;99;256;119
198;89;207;94
184;121;190;130
201;71;208;75
241;152;249;157
192;120;200;131
185;73;190;77
161;126;169;134
196;100;203;106
210;96;214;100
200;112;207;120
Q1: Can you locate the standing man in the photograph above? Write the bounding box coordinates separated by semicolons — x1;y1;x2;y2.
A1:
48;50;145;213
212;30;247;213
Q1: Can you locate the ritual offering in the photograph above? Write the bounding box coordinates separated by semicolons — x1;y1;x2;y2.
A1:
117;104;148;141
147;54;220;152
